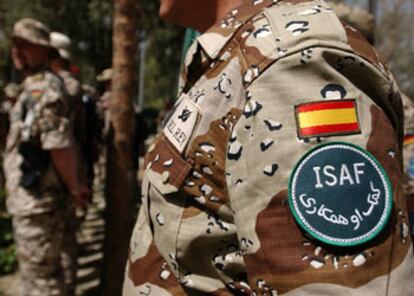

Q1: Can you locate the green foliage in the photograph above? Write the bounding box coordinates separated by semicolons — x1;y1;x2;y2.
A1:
138;0;184;108
0;245;16;275
0;0;184;109
0;0;111;84
143;25;184;109
0;189;16;275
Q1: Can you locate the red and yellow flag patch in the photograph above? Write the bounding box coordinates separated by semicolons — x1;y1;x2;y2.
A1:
404;135;414;146
295;99;360;139
31;89;44;99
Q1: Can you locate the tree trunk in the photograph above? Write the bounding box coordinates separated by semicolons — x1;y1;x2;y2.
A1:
101;0;138;294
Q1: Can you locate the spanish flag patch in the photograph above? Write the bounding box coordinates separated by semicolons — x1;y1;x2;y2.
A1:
31;89;43;99
295;99;360;139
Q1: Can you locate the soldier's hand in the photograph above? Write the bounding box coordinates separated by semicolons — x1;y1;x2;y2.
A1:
73;185;91;211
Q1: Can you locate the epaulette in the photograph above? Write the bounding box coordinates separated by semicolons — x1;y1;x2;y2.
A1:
215;0;389;88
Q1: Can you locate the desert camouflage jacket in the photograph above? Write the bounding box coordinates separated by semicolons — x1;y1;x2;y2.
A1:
4;69;73;216
58;69;82;101
124;0;414;295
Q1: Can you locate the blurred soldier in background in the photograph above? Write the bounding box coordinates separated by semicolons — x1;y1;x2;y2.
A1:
81;83;100;188
95;68;113;185
50;31;88;294
96;68;113;140
0;83;21;185
331;2;375;44
50;32;97;188
0;101;7;188
0;83;22;153
50;32;82;102
4;18;88;296
0;83;22;187
50;31;88;179
95;68;148;187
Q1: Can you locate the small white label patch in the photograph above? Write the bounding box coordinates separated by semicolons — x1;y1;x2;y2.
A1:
163;96;200;153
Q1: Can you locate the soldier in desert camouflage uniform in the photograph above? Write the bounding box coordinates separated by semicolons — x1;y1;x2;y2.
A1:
1;83;22;187
50;32;85;142
96;68;113;139
49;31;84;295
50;32;86;165
4;18;88;296
123;0;414;295
50;32;82;102
93;68;113;184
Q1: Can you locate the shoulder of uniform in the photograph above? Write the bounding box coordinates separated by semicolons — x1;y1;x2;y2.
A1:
228;0;388;86
44;70;61;81
24;71;45;85
58;69;75;80
43;70;65;89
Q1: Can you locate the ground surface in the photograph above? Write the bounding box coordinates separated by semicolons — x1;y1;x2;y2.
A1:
0;182;106;296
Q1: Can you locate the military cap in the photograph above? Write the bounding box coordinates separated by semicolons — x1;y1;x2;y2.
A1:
11;18;51;47
330;3;374;42
96;68;113;82
50;32;72;60
3;83;22;98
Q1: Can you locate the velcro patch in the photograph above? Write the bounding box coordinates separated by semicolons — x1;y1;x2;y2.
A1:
288;142;393;247
163;96;201;154
295;99;360;139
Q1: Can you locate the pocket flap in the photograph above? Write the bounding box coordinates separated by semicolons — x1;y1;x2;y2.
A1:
145;136;193;195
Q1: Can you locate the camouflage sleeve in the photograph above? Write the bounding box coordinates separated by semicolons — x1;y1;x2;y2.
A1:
39;75;73;150
225;46;411;294
64;75;82;99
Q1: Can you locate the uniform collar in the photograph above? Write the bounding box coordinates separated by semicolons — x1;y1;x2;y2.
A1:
196;0;280;60
180;0;280;94
24;67;47;84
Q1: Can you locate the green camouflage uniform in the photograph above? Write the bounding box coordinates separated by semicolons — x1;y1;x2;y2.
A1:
123;0;414;295
5;70;76;296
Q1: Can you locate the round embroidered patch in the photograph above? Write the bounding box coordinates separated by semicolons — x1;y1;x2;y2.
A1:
288;142;393;247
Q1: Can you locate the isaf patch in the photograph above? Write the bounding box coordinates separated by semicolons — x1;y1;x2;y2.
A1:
288;142;393;247
163;96;201;153
295;99;360;139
